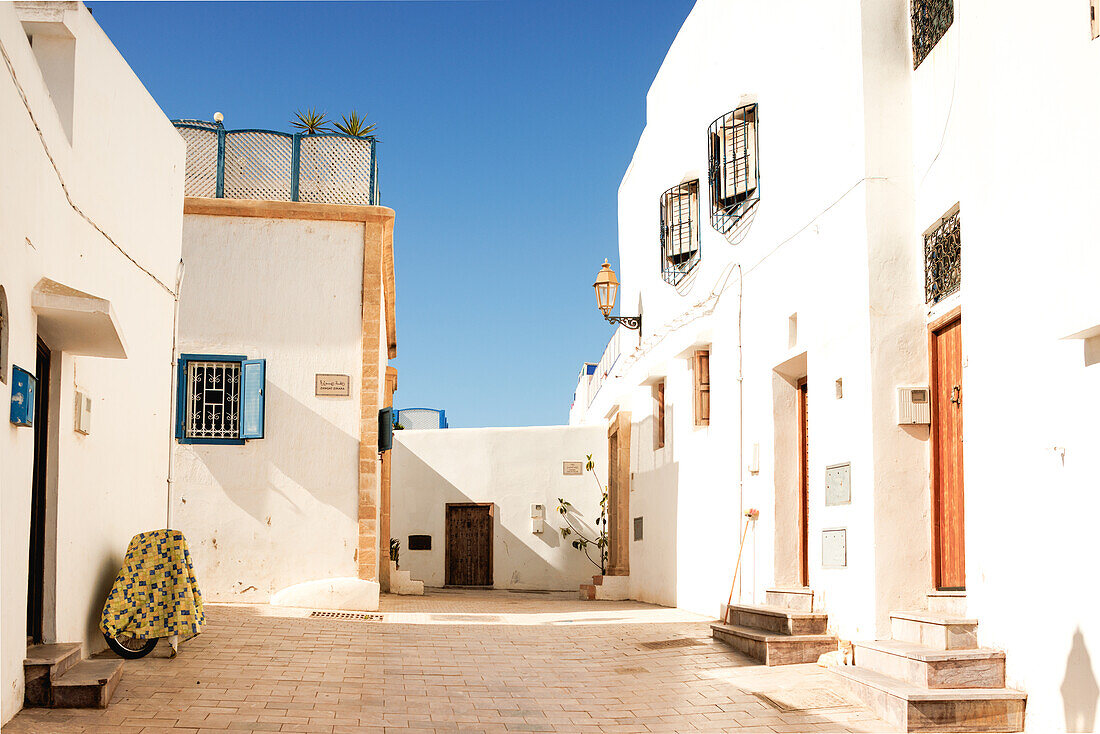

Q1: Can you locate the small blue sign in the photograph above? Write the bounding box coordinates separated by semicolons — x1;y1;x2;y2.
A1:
10;365;36;427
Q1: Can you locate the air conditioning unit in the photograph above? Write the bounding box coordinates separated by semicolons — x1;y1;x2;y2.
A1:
898;386;931;425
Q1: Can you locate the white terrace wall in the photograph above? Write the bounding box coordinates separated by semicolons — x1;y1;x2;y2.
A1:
172;214;365;602
0;2;184;724
391;426;608;590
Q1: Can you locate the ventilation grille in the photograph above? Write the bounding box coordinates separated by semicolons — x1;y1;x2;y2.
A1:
309;611;383;621
638;638;702;650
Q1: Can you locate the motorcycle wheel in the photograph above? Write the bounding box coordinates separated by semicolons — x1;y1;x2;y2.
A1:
103;631;159;659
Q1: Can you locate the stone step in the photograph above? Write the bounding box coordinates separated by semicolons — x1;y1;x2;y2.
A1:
831;663;1026;732
592;575;604;585
724;603;829;636
711;622;838;666
765;587;815;612
578;584;596;600
51;659;124;709
892;610;979;651
24;643;82;707
927;591;967;616
854;640;1006;689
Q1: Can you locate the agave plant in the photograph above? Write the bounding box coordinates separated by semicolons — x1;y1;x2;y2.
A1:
333;110;377;138
291;108;331;134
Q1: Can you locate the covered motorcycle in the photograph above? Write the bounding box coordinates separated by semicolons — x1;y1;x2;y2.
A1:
100;529;204;659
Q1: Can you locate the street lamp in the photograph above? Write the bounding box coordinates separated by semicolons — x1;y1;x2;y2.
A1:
593;260;641;331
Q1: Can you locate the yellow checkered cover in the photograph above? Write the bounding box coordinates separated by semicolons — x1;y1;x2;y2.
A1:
100;529;204;640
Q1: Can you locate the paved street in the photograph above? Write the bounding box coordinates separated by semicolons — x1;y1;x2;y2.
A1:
4;590;890;733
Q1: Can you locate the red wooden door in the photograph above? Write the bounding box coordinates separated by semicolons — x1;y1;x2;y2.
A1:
797;379;809;587
931;317;965;590
445;504;493;586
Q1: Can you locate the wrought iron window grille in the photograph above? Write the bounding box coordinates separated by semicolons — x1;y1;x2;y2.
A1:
708;104;760;239
660;180;700;285
911;0;953;69
924;209;960;304
172;120;379;206
185;360;241;440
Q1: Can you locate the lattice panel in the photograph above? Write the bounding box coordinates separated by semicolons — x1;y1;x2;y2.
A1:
396;409;444;430
223;131;293;201
176;126;218;198
708;104;760;238
660;180;700;285
186;361;241;439
298;135;374;205
924;209;961;304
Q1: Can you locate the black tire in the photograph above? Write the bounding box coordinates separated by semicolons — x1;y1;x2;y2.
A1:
103;632;158;659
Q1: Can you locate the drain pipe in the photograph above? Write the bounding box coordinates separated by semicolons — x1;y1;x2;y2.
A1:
165;259;185;529
734;263;745;603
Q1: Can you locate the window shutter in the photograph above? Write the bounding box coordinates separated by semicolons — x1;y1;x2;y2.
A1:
175;357;187;440
239;359;266;439
378;406;394;452
694;350;710;426
657;381;666;449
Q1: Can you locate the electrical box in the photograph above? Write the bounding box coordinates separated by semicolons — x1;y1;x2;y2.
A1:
530;503;544;519
822;528;847;568
9;365;35;427
74;390;92;435
898;386;931;425
825;462;851;505
531;518;545;534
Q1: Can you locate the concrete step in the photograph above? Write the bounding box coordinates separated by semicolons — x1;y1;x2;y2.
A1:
854;640;1006;689
765;587;815;612
831;663;1026;732
927;591;967;616
578;584;596;600
592;575;603;585
51;659;124;709
24;643;82;707
724;603;829;636
892;610;979;651
711;622;838;666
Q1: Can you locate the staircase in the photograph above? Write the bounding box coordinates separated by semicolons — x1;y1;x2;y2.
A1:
25;643;123;709
579;574;629;600
830;600;1026;732
710;588;839;665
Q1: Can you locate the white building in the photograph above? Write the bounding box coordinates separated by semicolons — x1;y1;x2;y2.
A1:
1;1;184;723
571;1;1100;731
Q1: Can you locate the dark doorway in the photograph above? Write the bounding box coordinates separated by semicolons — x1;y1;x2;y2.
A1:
27;337;50;643
445;503;493;586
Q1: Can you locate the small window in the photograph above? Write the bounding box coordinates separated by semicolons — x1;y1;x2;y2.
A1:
176;354;266;443
924;207;960;304
694;349;710;427
634;517;644;541
708;103;759;238
660;180;700;285
408;534;432;551
911;0;954;69
655;381;666;449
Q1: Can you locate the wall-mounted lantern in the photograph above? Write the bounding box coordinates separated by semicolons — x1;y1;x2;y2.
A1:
593;260;641;331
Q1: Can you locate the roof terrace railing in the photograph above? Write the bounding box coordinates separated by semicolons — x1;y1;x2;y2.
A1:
172;120;378;206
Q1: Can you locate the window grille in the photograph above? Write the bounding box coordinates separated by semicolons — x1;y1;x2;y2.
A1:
185;361;241;439
911;0;953;68
708;104;759;238
660;180;700;285
924;209;960;304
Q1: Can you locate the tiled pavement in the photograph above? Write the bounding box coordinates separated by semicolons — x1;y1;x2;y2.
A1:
3;589;892;733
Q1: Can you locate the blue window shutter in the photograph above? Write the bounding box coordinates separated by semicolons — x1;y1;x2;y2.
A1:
175;357;187;440
239;359;266;439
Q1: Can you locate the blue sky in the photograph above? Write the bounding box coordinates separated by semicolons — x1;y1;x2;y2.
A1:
88;0;695;427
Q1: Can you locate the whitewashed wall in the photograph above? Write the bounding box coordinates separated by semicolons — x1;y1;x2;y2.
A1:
391;425;608;590
0;2;184;724
173;215;364;602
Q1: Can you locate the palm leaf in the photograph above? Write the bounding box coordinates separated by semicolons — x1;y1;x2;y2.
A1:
334;110;377;137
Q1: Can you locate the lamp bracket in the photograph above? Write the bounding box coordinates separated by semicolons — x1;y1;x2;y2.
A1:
604;314;642;331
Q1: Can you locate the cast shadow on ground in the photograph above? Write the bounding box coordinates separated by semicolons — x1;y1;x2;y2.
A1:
1062;627;1099;733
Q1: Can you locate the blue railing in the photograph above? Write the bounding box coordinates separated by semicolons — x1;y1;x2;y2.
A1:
172;120;378;206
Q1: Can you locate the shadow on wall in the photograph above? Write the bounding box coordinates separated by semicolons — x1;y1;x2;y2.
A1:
1062;627;1099;733
193;382;359;525
393;442;605;590
84;547;125;647
630;411;680;607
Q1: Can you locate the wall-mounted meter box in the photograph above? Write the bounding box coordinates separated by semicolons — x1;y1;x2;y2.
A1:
898;386;931;425
74;389;92;435
10;365;36;427
530;503;544;519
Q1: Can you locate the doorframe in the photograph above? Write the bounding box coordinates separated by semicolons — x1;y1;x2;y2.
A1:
928;306;963;590
443;502;494;587
796;377;809;588
28;337;59;644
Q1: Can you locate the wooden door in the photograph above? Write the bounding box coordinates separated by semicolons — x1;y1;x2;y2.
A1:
931;317;965;590
606;411;631;576
797;379;809;587
27;338;50;642
445;504;493;586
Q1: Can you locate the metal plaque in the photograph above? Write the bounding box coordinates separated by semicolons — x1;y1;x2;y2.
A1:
824;462;851;506
822;528;847;568
315;374;350;397
563;461;583;476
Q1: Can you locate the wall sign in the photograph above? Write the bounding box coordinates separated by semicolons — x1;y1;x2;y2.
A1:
10;365;36;427
315;373;350;397
563;461;583;476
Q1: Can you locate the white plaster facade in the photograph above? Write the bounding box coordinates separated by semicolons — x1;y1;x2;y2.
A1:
0;1;184;723
391;425;609;590
571;1;1100;730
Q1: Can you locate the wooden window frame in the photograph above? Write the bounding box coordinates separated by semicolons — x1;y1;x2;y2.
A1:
693;349;711;427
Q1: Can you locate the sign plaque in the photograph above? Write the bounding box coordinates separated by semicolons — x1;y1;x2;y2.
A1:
563;461;584;476
315;374;351;397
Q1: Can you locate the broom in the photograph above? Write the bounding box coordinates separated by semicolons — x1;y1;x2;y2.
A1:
723;508;759;624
